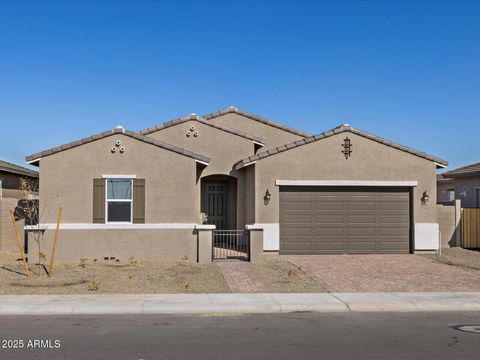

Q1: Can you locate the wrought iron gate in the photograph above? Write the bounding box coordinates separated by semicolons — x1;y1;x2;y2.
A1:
212;230;250;261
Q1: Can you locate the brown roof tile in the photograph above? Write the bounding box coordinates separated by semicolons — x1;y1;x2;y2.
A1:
202;106;312;138
140;113;265;144
0;160;38;178
234;124;448;170
441;162;480;177
26;127;210;165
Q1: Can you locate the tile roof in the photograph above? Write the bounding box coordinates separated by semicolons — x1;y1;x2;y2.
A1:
140;113;265;144
26;127;210;165
437;174;454;181
0;160;38;178
234;124;448;170
441;162;480;178
202;106;312;138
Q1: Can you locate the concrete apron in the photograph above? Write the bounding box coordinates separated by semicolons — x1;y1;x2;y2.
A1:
1;293;480;315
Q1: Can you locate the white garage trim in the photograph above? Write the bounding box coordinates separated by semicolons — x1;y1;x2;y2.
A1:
245;223;279;251
276;180;418;187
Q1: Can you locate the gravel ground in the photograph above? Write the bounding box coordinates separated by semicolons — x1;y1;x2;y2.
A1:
0;251;230;295
0;251;323;294
252;260;326;293
426;248;480;271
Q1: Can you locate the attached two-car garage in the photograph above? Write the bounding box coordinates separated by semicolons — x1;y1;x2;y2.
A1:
279;186;412;254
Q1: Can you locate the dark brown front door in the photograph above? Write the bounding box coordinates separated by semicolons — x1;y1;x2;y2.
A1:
205;182;228;229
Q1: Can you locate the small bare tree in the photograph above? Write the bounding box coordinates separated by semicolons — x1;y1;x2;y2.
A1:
17;177;47;265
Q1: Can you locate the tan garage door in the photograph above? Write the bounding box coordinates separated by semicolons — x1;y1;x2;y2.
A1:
279;187;411;254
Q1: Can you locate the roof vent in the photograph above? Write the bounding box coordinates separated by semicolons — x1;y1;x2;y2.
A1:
227;106;238;112
114;125;125;133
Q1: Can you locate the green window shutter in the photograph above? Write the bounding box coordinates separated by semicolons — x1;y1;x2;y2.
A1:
133;179;145;224
93;178;105;223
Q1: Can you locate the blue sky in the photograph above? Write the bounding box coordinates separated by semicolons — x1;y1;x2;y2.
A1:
0;1;479;171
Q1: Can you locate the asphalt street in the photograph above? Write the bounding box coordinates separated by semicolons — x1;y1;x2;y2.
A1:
0;312;479;360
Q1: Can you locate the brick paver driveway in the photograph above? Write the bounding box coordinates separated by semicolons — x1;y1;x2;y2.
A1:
286;255;480;292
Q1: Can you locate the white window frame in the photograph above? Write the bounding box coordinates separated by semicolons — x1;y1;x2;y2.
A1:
105;178;133;224
447;189;455;202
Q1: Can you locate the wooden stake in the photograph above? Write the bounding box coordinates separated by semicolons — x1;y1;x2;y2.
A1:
48;207;63;277
9;210;30;277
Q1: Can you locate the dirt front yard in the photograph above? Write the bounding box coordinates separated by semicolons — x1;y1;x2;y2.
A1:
425;248;480;271
0;251;230;295
0;251;321;294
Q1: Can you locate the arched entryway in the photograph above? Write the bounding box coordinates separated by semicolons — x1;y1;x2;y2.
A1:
201;174;237;230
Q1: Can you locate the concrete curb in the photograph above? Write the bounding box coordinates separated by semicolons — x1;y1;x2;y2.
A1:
1;293;480;315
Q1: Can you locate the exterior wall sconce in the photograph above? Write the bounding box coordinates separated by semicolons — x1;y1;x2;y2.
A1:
264;189;271;205
421;190;429;204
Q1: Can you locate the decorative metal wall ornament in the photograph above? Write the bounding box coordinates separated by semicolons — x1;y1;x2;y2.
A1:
341;137;352;159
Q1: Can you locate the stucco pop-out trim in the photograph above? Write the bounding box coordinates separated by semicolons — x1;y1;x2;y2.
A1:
25;223;199;230
246;223;279;251
414;223;440;251
275;180;418;187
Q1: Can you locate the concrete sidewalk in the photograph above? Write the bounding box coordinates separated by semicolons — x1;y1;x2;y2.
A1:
1;292;480;315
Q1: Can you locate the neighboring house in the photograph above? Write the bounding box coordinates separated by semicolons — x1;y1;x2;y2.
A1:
25;106;448;261
439;162;480;208
0;159;38;199
437;174;455;204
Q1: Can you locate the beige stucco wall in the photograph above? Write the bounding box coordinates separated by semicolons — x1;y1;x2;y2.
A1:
146;120;256;177
147;120;260;228
0;198;24;252
454;175;480;208
28;229;197;262
437;203;457;248
251;132;438;225
208;113;304;149
38;134;201;224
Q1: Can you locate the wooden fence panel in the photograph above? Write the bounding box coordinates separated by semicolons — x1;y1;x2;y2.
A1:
461;208;480;248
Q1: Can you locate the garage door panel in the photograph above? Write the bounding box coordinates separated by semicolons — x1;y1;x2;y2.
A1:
347;214;377;223
346;241;377;251
280;187;411;254
347;227;377;236
313;241;345;251
315;227;345;236
283;214;312;224
378;240;409;251
347;202;376;210
283;227;313;236
281;201;313;211
378;214;409;224
282;241;313;251
315;214;345;223
379;202;408;211
378;227;409;236
314;201;345;210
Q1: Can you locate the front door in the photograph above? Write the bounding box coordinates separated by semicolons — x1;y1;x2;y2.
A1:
204;182;228;229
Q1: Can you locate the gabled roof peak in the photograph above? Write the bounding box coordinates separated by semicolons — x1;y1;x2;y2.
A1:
140;113;265;144
26;127;210;166
203;106;312;138
234;125;448;170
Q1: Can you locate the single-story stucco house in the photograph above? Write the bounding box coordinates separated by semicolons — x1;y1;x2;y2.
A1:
25;106;448;262
438;162;480;208
0;159;38;199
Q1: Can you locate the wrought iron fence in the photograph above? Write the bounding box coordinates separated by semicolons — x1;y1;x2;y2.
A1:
212;230;250;261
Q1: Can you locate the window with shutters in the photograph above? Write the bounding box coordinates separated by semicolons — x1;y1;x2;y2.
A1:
106;178;133;223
